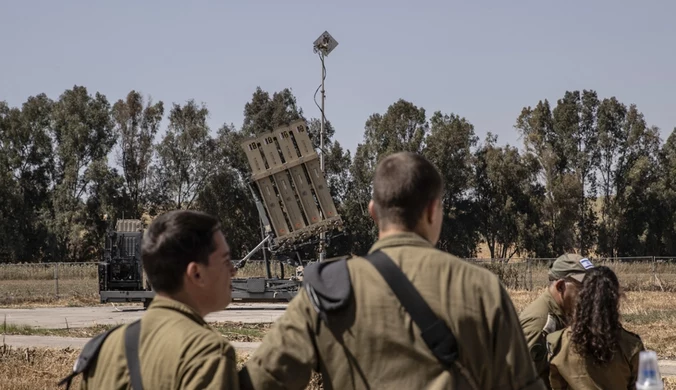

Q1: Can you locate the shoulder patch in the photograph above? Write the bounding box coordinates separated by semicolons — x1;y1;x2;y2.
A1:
542;314;557;335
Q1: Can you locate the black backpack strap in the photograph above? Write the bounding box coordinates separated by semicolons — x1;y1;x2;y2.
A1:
58;324;124;389
124;319;144;390
364;250;459;367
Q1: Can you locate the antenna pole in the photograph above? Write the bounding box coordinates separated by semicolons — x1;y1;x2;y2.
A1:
312;30;338;263
319;52;326;263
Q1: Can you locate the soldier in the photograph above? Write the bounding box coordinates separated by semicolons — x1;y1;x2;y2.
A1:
75;210;239;389
547;266;645;389
519;253;595;388
239;152;544;390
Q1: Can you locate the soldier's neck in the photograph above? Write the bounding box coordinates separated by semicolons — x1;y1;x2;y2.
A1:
378;226;431;242
157;291;207;318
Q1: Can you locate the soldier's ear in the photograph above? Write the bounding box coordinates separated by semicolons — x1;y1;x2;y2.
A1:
426;197;441;224
185;262;204;286
368;200;378;224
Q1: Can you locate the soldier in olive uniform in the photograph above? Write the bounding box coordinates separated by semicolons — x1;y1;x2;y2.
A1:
80;210;239;389
547;266;645;389
519;253;595;388
239;152;544;390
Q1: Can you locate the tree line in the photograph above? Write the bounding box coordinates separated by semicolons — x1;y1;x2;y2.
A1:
1;86;675;264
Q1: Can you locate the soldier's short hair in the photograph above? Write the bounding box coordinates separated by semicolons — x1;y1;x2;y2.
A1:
372;152;444;230
142;210;222;294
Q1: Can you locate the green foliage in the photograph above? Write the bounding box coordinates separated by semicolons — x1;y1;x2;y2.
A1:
112;90;164;217
0;86;675;265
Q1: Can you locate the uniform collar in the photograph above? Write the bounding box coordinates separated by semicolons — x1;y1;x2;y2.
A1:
147;295;207;326
367;232;434;254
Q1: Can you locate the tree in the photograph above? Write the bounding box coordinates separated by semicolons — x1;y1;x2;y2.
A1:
516;99;580;256
338;99;429;256
596;101;662;256
50;86;115;261
424;111;480;257
154;100;215;210
613;107;662;256
363;99;428;159
551;90;600;254
242;87;305;137
473;134;542;260
197;123;260;259
338;144;377;255
112;90;164;217
659;128;676;254
596;97;627;256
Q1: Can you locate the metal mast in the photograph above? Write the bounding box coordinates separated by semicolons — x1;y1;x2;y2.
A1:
313;31;338;262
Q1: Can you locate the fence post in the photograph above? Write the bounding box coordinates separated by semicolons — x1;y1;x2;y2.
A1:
54;263;59;298
528;259;533;291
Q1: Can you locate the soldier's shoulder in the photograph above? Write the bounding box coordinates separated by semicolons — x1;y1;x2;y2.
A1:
617;327;645;361
432;250;504;280
621;327;642;342
620;327;644;351
519;291;549;319
181;325;235;358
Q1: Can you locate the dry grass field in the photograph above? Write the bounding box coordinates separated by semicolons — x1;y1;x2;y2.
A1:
0;261;295;307
2;259;675;306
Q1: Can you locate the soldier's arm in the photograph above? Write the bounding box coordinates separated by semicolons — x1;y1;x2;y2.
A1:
489;285;546;390
519;314;548;378
179;340;239;390
239;289;318;390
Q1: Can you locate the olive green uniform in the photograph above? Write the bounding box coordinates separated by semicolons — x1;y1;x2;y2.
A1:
240;232;545;390
546;327;644;389
81;295;239;390
519;290;567;388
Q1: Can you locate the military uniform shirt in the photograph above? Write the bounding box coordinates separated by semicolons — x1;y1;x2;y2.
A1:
546;327;644;390
80;295;239;390
240;232;545;390
519;289;567;388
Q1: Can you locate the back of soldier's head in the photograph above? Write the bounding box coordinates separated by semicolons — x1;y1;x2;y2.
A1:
372;152;443;230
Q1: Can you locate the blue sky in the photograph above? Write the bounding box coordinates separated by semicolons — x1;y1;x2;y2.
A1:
2;0;675;155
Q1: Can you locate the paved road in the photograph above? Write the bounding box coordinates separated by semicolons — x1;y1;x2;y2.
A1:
2;334;675;377
0;303;287;329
